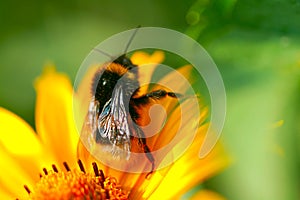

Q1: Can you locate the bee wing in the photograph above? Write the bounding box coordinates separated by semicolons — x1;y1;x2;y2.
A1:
97;85;131;160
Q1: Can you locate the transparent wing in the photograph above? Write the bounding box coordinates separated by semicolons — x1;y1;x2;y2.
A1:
97;85;131;160
80;85;132;161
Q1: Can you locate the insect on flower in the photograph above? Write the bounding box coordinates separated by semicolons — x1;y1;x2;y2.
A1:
80;27;181;176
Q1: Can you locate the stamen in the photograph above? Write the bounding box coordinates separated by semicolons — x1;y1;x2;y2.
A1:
99;169;110;198
42;168;48;175
92;162;100;177
63;161;70;171
20;161;129;199
52;164;58;173
100;169;105;181
77;159;85;173
24;185;31;194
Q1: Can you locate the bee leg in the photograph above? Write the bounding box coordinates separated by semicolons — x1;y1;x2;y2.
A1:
133;89;182;104
141;137;155;179
145;89;182;99
135;127;155;178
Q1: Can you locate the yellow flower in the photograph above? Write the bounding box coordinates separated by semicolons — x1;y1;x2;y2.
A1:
0;52;228;199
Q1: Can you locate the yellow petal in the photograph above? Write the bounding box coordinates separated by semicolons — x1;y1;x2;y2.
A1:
147;124;229;199
190;190;226;200
0;107;56;182
144;64;195;127
0;149;35;199
131;51;164;66
131;51;165;95
136;99;222;199
0;107;41;155
34;66;79;165
136;64;200;149
156;64;193;94
0;190;14;199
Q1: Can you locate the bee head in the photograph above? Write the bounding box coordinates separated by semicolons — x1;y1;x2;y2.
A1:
114;54;137;70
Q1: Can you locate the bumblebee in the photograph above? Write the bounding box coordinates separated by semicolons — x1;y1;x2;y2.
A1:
81;29;179;175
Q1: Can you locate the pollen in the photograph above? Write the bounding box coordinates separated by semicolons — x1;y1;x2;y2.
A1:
23;160;129;200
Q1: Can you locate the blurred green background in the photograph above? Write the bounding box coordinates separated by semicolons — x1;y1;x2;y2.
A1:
0;0;299;199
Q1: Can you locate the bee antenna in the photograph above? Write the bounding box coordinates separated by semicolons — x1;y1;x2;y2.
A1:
123;25;141;54
93;48;115;60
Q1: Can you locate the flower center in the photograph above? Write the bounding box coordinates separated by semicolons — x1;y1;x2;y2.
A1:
21;160;129;200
